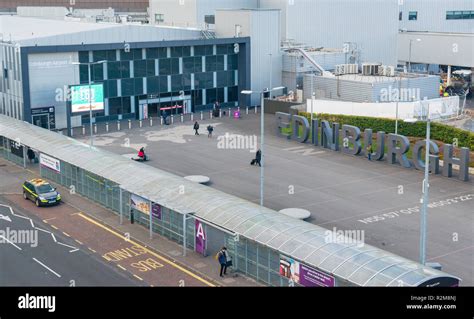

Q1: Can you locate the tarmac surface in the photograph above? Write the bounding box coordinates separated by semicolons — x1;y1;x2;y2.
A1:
76;112;474;286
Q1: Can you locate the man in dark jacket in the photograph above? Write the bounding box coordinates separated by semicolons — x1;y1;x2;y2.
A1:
217;247;227;277
194;121;200;135
207;125;214;138
255;149;262;167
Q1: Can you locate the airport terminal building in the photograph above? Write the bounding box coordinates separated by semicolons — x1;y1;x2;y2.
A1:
0;16;250;130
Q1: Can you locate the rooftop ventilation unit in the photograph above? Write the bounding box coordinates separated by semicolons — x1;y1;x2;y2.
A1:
335;64;358;75
362;63;382;76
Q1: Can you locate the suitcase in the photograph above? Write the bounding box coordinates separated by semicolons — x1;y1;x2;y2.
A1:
250;159;256;165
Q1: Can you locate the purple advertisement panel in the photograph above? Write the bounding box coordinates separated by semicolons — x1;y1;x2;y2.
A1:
195;220;206;255
151;203;162;220
299;264;335;287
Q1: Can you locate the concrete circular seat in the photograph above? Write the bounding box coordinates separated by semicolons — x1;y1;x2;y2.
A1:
184;175;210;184
279;208;311;220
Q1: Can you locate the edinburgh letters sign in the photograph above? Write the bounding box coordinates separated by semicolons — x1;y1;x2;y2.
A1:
276;112;470;182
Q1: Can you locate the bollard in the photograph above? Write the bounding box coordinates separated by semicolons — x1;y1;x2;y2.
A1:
117;120;121;131
200;111;203;120
160;116;163;125
139;120;143;128
105;122;109;132
70;128;74;137
219;109;222;118
246;107;249;115
171;115;174;124
255;106;258;114
228;108;231;117
191;113;194;121
210;110;213;119
150;117;153;126
82;125;86;135
181;114;184;123
238;107;240;114
128;119;132;129
93;123;97;134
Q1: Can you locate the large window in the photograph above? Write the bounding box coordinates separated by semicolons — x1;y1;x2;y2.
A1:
107;61;130;79
159;58;179;75
446;10;474;20
155;13;164;23
408;11;418;20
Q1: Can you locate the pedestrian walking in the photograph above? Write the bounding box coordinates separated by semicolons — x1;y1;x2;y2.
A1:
207;125;214;138
255;149;262;167
27;148;35;164
366;144;373;161
194;121;200;135
216;247;227;277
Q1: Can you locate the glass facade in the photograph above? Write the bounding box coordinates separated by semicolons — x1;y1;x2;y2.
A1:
77;43;241;123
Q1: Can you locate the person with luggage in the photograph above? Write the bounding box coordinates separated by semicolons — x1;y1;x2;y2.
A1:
207;125;214;138
251;149;262;167
216;247;227;277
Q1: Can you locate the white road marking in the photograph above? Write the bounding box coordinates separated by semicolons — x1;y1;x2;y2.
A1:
30;219;35;228
0;214;12;222
0;235;22;250
56;241;78;252
51;233;57;242
32;258;62;278
34;227;52;234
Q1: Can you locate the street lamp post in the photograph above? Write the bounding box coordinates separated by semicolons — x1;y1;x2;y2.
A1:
408;38;421;73
241;86;284;207
395;73;401;135
404;100;430;265
72;60;106;147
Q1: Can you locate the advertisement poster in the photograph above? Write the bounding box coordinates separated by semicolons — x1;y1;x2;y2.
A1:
130;194;150;215
195;220;206;255
279;255;300;283
9;140;24;158
299;264;335;287
71;84;104;113
279;255;335;287
39;153;61;173
151;203;162;220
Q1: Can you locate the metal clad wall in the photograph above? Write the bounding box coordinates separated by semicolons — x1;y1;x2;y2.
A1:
306;74;440;103
305;74;373;102
261;0;399;66
196;0;258;27
216;9;282;105
399;0;474;33
250;10;282;104
0;43;23;120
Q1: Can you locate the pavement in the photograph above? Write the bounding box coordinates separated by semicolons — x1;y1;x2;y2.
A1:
0;158;260;287
75;111;474;286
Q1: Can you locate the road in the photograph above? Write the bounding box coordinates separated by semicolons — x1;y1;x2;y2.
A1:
77;113;474;286
0;200;141;286
0;164;213;287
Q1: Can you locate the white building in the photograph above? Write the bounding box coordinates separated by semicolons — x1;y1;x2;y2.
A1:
215;9;282;105
399;0;473;34
149;0;258;27
149;0;399;65
397;0;473;82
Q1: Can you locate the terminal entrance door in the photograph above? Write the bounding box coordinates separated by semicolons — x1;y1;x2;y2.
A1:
32;114;50;130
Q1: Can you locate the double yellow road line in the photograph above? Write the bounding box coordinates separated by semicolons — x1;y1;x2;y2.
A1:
76;212;215;287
